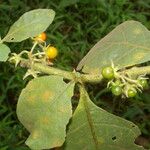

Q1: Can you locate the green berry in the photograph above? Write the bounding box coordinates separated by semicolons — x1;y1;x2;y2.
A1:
114;80;121;86
101;66;114;80
138;79;148;89
111;85;122;96
127;89;137;98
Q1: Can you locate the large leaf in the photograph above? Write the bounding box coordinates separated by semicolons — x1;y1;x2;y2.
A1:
77;21;150;74
17;76;74;149
65;85;144;150
3;9;55;42
0;43;10;61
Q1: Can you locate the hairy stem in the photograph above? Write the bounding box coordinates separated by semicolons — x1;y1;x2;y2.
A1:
20;59;150;83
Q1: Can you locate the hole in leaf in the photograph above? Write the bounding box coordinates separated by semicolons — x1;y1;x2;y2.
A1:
71;84;79;112
132;125;135;128
112;136;117;141
63;78;70;83
11;37;15;40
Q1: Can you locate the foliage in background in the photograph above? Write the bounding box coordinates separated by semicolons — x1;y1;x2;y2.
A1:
0;0;150;149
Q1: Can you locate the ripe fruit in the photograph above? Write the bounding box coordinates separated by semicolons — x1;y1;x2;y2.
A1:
127;89;137;98
101;67;114;79
45;46;58;59
111;85;122;96
35;32;47;42
138;79;148;89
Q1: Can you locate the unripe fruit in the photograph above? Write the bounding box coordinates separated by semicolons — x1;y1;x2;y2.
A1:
101;67;114;80
138;79;148;89
111;85;122;96
127;89;137;98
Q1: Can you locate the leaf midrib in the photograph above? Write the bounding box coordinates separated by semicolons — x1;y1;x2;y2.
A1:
82;91;99;150
50;82;74;108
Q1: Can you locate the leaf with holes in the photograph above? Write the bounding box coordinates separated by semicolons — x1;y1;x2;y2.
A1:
3;9;55;42
0;43;10;61
77;21;150;74
64;86;144;150
17;76;74;149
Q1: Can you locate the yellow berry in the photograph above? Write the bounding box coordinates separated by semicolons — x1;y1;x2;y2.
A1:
45;46;58;59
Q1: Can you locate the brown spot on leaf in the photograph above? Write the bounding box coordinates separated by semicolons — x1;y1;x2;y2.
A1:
43;91;53;102
133;28;142;35
58;106;66;113
41;116;50;124
31;130;39;139
52;139;62;146
134;52;146;61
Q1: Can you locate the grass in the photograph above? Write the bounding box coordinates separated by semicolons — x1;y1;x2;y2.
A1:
0;0;150;149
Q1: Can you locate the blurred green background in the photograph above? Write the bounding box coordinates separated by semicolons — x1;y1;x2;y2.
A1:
0;0;150;149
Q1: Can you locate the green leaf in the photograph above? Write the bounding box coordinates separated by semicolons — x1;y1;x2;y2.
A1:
3;9;55;42
77;21;150;74
17;76;74;149
65;85;144;150
0;44;10;61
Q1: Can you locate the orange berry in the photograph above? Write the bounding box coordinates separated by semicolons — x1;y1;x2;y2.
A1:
35;32;47;42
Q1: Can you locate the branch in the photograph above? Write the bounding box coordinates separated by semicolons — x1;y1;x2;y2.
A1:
20;59;75;80
20;59;150;83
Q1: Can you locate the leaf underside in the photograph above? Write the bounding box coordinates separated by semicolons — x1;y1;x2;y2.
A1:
64;85;144;150
3;9;55;42
17;76;74;149
0;43;10;61
77;21;150;74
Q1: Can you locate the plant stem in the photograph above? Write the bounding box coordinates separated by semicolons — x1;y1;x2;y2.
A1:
20;59;150;83
30;41;38;53
122;66;150;77
20;59;75;80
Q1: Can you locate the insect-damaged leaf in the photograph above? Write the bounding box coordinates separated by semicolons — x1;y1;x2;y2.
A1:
77;21;150;74
3;9;55;42
64;86;144;150
17;76;74;149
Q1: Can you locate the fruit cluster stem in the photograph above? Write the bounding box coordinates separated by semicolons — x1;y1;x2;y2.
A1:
20;59;150;83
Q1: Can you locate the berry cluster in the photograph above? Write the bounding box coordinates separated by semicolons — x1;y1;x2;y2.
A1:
9;32;58;79
9;32;58;65
34;32;58;60
101;66;148;98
